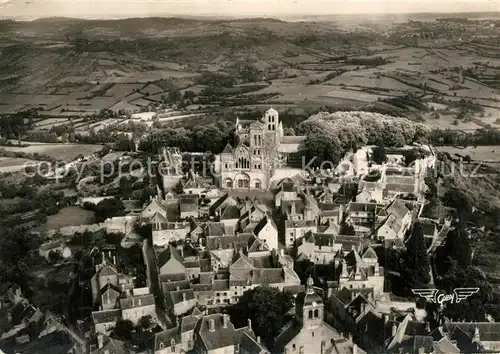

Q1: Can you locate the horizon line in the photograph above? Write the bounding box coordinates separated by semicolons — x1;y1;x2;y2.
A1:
2;9;499;22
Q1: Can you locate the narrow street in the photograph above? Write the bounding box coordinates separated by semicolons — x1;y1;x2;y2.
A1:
143;239;172;328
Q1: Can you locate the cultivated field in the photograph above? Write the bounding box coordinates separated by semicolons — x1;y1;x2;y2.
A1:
0;157;40;173
436;146;500;162
0;16;499;133
1;144;103;161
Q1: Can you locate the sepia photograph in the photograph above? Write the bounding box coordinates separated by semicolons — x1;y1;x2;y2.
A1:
0;0;499;353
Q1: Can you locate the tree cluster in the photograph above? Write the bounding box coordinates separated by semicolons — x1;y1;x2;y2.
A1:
139;120;235;154
227;286;293;348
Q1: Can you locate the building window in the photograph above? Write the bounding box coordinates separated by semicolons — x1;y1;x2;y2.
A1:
308;310;313;319
223;292;227;296
292;344;296;351
314;309;319;318
350;285;353;289
312;332;314;337
299;346;304;354
159;343;164;349
216;292;219;296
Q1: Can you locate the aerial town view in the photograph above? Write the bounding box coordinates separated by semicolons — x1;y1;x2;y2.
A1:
0;0;499;353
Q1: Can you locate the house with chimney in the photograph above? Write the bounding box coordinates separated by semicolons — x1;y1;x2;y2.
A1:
338;246;384;295
274;177;302;208
273;277;364;354
90;333;132;354
154;311;268;354
252;216;278;251
162;280;197;316
119;291;156;325
373;199;412;241
91;309;122;335
284;219;318;247
151;218;191;246
345;202;383;235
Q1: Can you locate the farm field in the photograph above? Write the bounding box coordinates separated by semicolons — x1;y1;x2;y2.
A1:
0;16;499;137
0;157;40;173
1;144;103;161
39;206;95;231
436;146;500;162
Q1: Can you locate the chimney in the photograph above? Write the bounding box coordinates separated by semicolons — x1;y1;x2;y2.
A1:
392;323;397;337
257;336;261;344
223;314;228;328
182;293;187;302
209;318;215;332
97;334;104;349
291;201;297;215
280;249;285;256
176;286;180;291
353;343;357;354
248;318;252;329
113;255;116;265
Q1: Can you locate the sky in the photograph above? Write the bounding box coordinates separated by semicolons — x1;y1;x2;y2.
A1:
0;0;498;20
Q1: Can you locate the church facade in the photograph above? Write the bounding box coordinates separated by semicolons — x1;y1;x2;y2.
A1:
218;108;306;191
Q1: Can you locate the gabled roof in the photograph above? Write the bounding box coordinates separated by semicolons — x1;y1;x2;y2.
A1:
220;205;240;220
254;216;276;235
361;246;378;260
92;309;122;324
157;245;185;268
222;144;234;154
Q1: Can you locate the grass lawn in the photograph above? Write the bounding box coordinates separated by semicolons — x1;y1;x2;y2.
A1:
40;206;95;231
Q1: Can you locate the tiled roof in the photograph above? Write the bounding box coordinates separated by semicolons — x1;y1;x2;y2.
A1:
348;202;380;213
195;314;241;351
162;280;191;293
158;273;186;283
154;328;181;352
119;294;155;310
284;219;316;228
157;245;185;268
92;309;122;324
169;289;195;304
254;216;277;236
385;199;410;220
433;336;461;353
446;322;500;342
220;205;240;220
361;246;378;260
206;222;226;236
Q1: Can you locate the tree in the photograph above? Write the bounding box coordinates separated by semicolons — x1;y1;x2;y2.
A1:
371;143;388;164
400;223;431;292
298;132;343;170
138;315;153;330
227;286;293;348
403;149;421;167
436;226;472;275
48;250;63;264
93;198;125;223
111;319;135;341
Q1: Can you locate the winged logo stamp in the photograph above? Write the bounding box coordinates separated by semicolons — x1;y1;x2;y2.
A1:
412;288;479;305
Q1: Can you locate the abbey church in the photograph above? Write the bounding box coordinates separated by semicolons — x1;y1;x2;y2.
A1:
218;108;306;191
